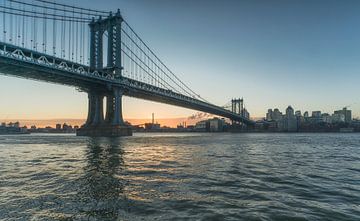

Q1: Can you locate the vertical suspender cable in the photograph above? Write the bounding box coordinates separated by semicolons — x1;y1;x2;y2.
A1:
14;3;17;45
3;0;6;43
17;3;20;46
53;1;56;56
14;4;16;46
62;6;65;58
9;0;12;42
131;30;134;79
42;6;45;52
75;13;78;62
71;7;74;61
34;6;37;50
82;21;85;64
79;9;82;63
22;5;25;47
86;21;89;65
68;16;71;60
31;3;34;49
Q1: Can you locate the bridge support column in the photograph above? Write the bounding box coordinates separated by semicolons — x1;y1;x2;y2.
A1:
77;88;132;137
105;95;114;123
112;88;124;125
91;94;104;126
85;92;96;126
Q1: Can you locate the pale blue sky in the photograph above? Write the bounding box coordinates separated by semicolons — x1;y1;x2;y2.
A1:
0;0;359;121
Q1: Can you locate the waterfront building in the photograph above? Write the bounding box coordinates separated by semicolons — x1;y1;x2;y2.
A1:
0;122;29;134
209;118;225;132
310;111;323;124
321;113;332;124
331;113;345;123
312;111;322;118
334;108;352;123
304;111;309;118
266;109;273;121
145;123;161;130
273;108;283;121
285;106;297;132
195;120;208;132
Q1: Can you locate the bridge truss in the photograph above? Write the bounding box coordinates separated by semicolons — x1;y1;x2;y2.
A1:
0;0;254;136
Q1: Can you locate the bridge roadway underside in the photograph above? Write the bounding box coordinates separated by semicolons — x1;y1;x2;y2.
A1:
0;57;254;136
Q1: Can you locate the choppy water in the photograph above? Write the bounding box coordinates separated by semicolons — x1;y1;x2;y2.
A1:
0;133;359;221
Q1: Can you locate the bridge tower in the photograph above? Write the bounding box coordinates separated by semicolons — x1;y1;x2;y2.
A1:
77;10;132;137
231;98;244;117
231;98;245;127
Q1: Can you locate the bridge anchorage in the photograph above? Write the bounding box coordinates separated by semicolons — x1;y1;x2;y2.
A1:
77;10;132;136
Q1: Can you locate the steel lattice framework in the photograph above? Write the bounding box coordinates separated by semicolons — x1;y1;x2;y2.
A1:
0;0;255;135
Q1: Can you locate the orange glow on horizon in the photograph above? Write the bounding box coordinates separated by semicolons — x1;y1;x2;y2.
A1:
0;117;210;128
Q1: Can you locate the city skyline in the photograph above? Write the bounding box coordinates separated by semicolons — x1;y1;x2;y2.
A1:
1;0;360;122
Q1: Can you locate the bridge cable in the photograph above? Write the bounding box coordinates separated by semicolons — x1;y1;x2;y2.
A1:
118;34;184;94
33;0;108;15
71;6;74;61
52;0;56;56
121;49;177;93
22;4;25;47
8;0;103;18
0;9;89;22
122;21;209;102
9;0;12;43
121;27;196;98
2;0;6;43
43;5;46;53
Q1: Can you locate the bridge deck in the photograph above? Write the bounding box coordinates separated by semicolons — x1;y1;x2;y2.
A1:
0;42;254;125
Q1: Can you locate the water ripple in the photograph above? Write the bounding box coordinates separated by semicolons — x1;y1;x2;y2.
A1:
0;133;359;220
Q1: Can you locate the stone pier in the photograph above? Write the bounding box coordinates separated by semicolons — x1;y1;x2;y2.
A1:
76;88;132;137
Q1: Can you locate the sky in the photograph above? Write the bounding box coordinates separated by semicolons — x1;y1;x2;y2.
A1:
1;0;360;125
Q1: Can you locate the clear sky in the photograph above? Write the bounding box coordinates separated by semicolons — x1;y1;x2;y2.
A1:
1;0;360;123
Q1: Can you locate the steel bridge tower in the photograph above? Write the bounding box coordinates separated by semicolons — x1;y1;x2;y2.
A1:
77;10;132;136
231;98;245;127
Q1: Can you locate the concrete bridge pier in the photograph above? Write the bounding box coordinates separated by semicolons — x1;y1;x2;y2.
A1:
77;88;132;137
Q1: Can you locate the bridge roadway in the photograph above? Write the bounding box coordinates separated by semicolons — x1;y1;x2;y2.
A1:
0;42;255;128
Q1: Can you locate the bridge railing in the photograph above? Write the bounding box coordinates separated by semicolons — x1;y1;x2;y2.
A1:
0;41;252;124
0;42;115;81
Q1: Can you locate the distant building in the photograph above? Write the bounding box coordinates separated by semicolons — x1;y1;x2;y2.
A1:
304;111;309;118
262;106;355;132
145;123;160;130
273;108;283;121
312;111;322;118
285;106;297;132
209;118;225;132
334;108;352;123
266;109;273;121
56;124;62;130
321;113;332;124
331;113;345;123
195;120;208;132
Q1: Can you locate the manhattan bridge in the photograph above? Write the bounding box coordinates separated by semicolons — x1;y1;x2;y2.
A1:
0;0;254;136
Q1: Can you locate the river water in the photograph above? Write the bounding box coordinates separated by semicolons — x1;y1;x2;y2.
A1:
0;133;359;220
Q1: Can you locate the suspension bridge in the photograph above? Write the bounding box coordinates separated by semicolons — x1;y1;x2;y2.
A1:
0;0;254;136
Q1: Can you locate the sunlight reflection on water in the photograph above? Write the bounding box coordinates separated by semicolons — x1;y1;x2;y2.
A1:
0;133;359;220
